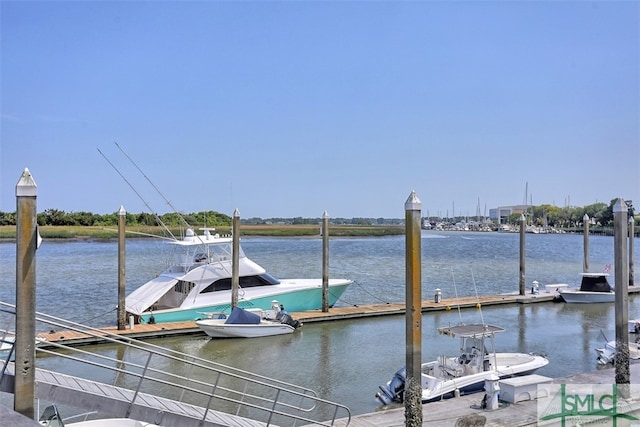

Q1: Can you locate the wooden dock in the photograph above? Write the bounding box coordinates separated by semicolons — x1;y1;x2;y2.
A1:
37;288;640;347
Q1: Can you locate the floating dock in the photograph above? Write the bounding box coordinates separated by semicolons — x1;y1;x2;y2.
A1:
37;288;639;347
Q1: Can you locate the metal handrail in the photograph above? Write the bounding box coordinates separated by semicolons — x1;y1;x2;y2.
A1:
0;301;351;426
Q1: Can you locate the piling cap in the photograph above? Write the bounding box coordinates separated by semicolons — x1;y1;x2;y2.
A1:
16;168;37;197
613;198;627;213
404;191;422;211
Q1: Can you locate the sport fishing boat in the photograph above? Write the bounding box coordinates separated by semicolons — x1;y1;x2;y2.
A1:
375;323;549;405
125;228;352;324
558;273;614;303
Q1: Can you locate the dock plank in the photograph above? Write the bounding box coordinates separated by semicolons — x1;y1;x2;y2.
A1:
4;363;273;427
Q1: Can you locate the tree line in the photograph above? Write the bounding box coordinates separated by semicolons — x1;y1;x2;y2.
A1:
502;199;636;228
0;199;634;228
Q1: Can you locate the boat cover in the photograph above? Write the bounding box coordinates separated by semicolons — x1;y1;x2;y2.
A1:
225;307;260;325
579;275;612;292
125;275;179;315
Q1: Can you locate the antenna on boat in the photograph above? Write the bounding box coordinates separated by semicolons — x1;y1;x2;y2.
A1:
114;142;192;232
471;269;485;326
97;147;176;240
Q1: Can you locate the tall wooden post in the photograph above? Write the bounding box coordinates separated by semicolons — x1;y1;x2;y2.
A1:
613;199;629;389
583;214;590;273
404;191;422;426
117;205;127;330
231;209;240;309
519;214;526;295
630;217;635;287
322;211;329;312
15;168;38;419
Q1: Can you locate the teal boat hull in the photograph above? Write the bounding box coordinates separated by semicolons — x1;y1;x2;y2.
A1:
138;282;350;324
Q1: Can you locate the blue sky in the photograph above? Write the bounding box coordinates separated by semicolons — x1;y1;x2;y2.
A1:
1;1;638;219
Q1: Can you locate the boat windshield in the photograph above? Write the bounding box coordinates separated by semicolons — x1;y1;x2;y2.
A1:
200;273;281;293
579;274;612;292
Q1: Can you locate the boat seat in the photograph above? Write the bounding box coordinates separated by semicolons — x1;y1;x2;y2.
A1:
438;355;463;377
441;365;463;378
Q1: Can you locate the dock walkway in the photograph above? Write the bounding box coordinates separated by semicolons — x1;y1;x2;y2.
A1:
2;362;270;427
36;292;570;346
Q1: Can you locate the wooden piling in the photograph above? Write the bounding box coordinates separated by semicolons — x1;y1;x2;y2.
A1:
404;191;422;426
232;209;240;309
117;206;126;330
583;214;590;273
15;168;38;419
613;199;629;389
519;214;525;295
322;211;329;312
630;217;635;287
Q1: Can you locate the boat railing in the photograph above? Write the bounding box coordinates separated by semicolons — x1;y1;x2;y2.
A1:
0;301;351;426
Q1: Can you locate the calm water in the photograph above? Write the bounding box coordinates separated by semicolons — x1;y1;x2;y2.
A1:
1;231;639;416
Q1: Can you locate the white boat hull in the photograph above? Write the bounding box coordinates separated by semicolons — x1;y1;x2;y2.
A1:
559;290;615;303
596;341;640;365
419;352;548;402
376;323;550;406
68;419;161;427
196;318;295;338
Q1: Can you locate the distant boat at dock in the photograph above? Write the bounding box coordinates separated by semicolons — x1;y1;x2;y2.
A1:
558;273;615;303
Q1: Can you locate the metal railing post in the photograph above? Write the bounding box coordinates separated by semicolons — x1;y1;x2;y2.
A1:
125;352;153;418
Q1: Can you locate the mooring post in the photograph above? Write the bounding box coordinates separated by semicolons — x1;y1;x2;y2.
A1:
117;205;127;330
613;198;629;391
519;214;526;295
15;168;38;419
630;216;635;287
404;191;422;426
583;214;590;273
232;208;240;309
322;211;329;312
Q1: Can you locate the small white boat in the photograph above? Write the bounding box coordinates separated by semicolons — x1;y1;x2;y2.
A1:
68;419;160;427
125;227;352;324
40;405;161;426
375;323;549;405
559;273;614;303
595;340;640;365
196;304;301;339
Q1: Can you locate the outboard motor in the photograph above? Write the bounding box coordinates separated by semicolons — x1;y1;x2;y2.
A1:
275;304;301;329
375;367;406;405
279;312;301;329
